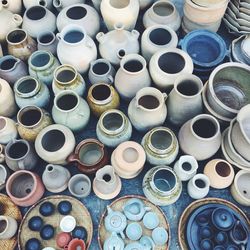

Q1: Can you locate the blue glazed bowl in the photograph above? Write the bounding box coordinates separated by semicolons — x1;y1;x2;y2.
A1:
25;238;41;250
39;202;55;217
28;216;43;231
72;226;88;241
57;200;72;215
40;224;55;240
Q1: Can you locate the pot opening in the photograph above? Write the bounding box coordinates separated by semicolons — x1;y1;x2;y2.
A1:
57;94;78;111
149;28;171;46
66;6;87;20
182;162;192;171
193;118;217;139
39;0;46;6
158;52;185;74
19;108;42;127
41;129;66;152
195;179;206;188
177;80;200;96
103;174;111;182
0;58;17;70
64;30;84;44
153;2;174;16
17;78;37;94
118;49;126;58
92;62;110;75
70;176;89;195
79;143;102;165
102;112;123;132
7;30;26;44
215;161;231;177
31;52;50;67
138;95;160;110
0;118;6;131
10;173;34;198
154;169;176;192
56;69;76;83
124;60;143;73
109;0;129;9
8;141;28;159
39;33;54;44
47;165;53;171
122;147;139;163
0;219;7;233
151;130;172;150
26;6;46;20
92;84;111;101
2;0;7;5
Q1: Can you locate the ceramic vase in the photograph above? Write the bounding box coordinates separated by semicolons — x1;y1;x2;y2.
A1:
28;50;60;87
52;90;90;132
0;117;18;145
96;109;132;148
178;114;221;161
42;164;71;193
93;165;122;200
7;28;37;61
52;64;86;96
0;145;5;163
53;0;84;11
22;6;56;38
96;23;140;66
57;4;100;38
143;0;181;31
0;55;28;86
187;174;210;199
87;83;120;117
142;166;182;206
35;124;76;165
100;0;140;31
111;141;146;179
57;24;97;74
115;54;151;100
128;87;167;132
68;174;91;198
149;48;194;90
17;106;52;142
0;164;9;191
141;127;179;165
167;74;203;127
6;170;45;206
0;0;22;14
0;79;16;117
37;31;58;56
0;216;18;240
23;0;53;10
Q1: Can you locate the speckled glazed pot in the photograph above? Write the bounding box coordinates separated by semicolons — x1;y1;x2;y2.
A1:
143;166;182;206
6;170;45;206
87;83;120;117
141;127;179;165
0;117;18;145
68;139;108;175
37;31;58;56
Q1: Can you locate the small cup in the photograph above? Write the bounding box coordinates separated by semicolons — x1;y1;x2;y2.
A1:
0;215;18;240
67;238;86;250
126;222;142;241
56;232;72;248
68;174;91;198
143;212;159;230
152;227;168;246
60;216;76;233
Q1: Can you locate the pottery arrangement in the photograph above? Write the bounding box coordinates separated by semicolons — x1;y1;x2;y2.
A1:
0;1;250;250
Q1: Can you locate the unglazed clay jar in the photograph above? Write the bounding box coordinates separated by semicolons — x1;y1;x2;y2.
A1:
28;50;60;87
178;114;221;161
111;141;146;179
0;216;18;240
14;76;50;109
115;54;151;100
87;83;120;117
149;48;194;90
143;166;182;206
57;4;100;38
53;0;84;11
141;127;179;166
17;106;52;142
52;64;86;96
0;79;16;117
35;124;76;165
22;6;56;38
7;28;37;61
57;24;97;74
0;0;22;14
37;31;58;56
100;0;140;31
6;170;45;206
0;117;18;145
96;109;132;148
204;159;234;189
141;25;178;62
68;139;108;175
52;90;90;132
128;87;167;132
143;0;181;31
23;0;53;10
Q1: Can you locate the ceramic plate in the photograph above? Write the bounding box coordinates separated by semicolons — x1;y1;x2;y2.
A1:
18;195;93;249
98;195;170;250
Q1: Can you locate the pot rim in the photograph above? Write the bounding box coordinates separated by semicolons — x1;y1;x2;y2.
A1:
191;174;210;191
149;0;177;20
0;216;9;235
37;31;56;46
90;58;111;77
54;64;78;86
233;170;250;203
104;0;132;10
6;28;27;46
25;5;47;21
5;139;30;161
28;50;55;71
88;83;113;105
178;155;198;173
120;54;147;75
68;174;91;197
0;55;20;72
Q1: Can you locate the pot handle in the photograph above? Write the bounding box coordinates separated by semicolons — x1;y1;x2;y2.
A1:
131;30;140;40
56;33;61;41
13;14;23;26
67;153;78;163
107;75;114;84
18;160;25;170
163;92;168;101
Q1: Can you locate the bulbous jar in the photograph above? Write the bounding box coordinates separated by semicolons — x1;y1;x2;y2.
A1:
87;83;120;117
0;116;18;145
53;0;84;11
14;76;50;109
100;0;140;31
22;6;56;38
128;87;167;132
141;127;179;165
115;54;151;100
96;24;140;66
57;4;100;38
96;109;132;148
0;0;22;14
37;31;58;56
52;90;90;132
7;28;37;61
23;0;53;10
17;106;53;142
52;64;86;96
35;124;76;165
57;24;97;74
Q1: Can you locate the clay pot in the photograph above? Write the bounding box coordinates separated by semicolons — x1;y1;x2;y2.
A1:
0;215;18;240
68;174;91;198
0;164;9;190
67;238;86;250
204;159;234;189
6;170;45;206
0;117;18;145
68;139;108;175
37;31;58;56
56;232;72;248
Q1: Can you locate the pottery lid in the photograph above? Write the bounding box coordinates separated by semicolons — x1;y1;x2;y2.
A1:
212;208;235;230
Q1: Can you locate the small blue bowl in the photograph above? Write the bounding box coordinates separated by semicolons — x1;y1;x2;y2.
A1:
28;216;43;231
25;238;41;250
39;202;55;217
57;200;72;215
72;226;88;241
40;224;54;240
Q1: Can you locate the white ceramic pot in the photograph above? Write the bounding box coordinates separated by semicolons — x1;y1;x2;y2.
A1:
57;24;97;74
37;31;58;56
23;0;53;10
0;216;18;240
0;0;22;14
0;117;18;145
53;0;85;11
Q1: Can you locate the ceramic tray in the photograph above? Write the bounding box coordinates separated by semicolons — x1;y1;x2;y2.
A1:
98;195;170;249
18;195;93;249
178;198;250;250
0;194;22;250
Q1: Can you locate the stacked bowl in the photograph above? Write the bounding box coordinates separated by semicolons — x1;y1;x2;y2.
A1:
231;35;250;65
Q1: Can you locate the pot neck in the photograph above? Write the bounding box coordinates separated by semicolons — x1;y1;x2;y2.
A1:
45;164;59;178
15;77;41;98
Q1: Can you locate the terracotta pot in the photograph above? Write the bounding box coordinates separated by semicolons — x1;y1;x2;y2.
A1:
6;170;45;206
0;117;18;145
67;238;86;250
37;31;58;56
